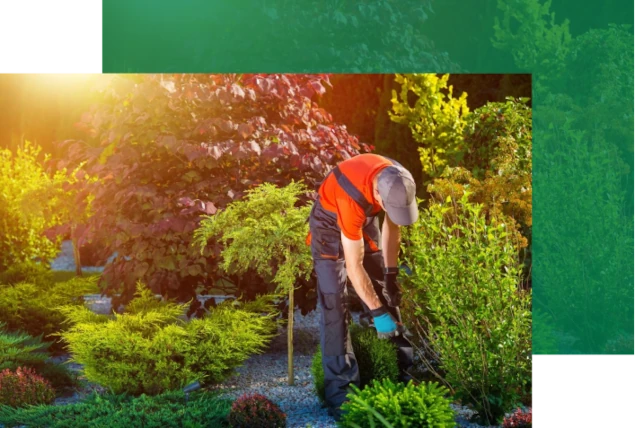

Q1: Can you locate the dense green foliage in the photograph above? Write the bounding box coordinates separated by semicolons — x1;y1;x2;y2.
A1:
193;181;312;296
311;325;399;403
0;390;233;427
340;379;455;428
0;143;62;271
0;262;52;288
350;325;400;389
228;393;286;428
59;74;369;312
0;367;56;408
59;284;276;395
391;74;533;280
0;275;99;348
390;74;470;181
401;194;531;424
429;97;533;273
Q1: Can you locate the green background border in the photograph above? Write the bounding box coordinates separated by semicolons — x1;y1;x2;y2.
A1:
103;0;634;354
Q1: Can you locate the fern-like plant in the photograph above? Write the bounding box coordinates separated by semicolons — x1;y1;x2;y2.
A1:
0;323;50;370
193;181;312;386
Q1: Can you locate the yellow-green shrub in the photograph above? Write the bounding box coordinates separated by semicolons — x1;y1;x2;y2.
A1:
0;143;62;270
59;285;276;395
0;276;99;347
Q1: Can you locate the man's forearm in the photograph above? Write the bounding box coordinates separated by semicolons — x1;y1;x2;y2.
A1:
382;215;401;268
347;263;383;311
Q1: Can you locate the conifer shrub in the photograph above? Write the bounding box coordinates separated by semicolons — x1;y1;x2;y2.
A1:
0;390;232;427
59;284;277;395
0;276;99;348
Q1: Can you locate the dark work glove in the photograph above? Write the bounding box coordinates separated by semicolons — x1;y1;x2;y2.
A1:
383;267;402;307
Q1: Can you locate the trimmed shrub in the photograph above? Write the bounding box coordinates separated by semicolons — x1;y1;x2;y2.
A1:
350;324;400;389
340;379;455;428
0;390;232;427
0;367;56;408
0;276;99;348
60;284;276;395
311;347;326;403
228;393;286;428
401;192;531;425
311;325;399;403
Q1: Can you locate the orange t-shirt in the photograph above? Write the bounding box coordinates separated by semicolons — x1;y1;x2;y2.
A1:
318;154;392;240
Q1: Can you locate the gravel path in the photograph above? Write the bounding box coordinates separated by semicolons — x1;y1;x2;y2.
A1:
213;354;336;428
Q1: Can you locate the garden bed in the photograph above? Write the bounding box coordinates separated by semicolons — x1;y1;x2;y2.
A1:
26;309;504;428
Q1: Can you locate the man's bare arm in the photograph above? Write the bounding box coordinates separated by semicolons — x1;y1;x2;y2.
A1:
382;214;401;268
341;232;382;310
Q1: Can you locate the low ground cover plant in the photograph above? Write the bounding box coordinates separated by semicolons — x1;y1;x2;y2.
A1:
340;378;455;428
0;390;233;427
59;284;277;395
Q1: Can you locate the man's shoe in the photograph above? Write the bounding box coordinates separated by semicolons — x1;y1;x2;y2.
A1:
327;405;345;422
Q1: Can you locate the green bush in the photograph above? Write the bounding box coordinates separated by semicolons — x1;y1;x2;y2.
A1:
350;325;399;389
0;390;233;427
60;284;276;395
340;379;455;428
0;323;78;392
311;325;399;403
0;367;56;408
311;347;326;403
0;275;99;348
401;192;531;425
0;142;62;271
0;262;52;288
228;393;286;428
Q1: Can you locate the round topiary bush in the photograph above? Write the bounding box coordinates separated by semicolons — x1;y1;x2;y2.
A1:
0;367;56;408
341;379;455;428
350;324;399;388
311;324;399;403
228;393;286;428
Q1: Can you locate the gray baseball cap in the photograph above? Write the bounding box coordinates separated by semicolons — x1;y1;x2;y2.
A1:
377;165;418;225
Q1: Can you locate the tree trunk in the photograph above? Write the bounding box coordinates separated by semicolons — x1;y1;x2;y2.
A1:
71;226;82;277
288;286;294;386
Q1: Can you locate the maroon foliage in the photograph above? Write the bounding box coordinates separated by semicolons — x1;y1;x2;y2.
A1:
59;74;369;311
